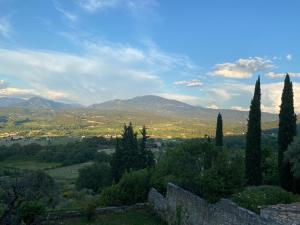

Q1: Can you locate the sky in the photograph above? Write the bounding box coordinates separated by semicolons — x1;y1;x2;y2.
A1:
0;0;300;113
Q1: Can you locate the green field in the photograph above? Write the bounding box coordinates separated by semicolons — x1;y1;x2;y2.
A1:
48;209;166;225
47;162;93;182
0;160;60;171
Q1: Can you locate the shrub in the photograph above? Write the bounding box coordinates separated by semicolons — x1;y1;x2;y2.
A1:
20;201;45;225
76;162;112;192
232;186;300;213
81;198;97;222
99;169;151;206
197;150;244;203
98;184;125;206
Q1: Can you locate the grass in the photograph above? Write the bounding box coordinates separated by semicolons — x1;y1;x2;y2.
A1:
0;160;60;171
48;209;166;225
47;162;93;182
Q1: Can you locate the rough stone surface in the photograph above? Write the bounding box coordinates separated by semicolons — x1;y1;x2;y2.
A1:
261;203;300;225
149;183;284;225
148;187;167;219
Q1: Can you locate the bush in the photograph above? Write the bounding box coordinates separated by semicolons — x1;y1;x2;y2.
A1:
98;184;125;206
99;169;151;206
81;198;97;222
232;186;300;213
20;201;45;225
197;150;244;203
76;162;112;192
151;141;244;202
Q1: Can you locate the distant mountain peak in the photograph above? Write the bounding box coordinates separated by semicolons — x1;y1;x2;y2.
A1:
0;96;82;110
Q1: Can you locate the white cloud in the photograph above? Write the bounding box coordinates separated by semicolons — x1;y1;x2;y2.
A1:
156;93;202;105
286;54;292;61
207;104;219;109
0;41;196;104
266;72;300;78
210;57;274;79
231;106;248;111
0;17;11;38
174;79;202;87
78;0;158;18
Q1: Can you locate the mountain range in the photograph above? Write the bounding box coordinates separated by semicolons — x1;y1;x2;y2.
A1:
0;95;280;138
0;95;278;122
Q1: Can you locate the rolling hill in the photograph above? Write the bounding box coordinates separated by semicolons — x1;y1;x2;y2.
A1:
0;95;279;138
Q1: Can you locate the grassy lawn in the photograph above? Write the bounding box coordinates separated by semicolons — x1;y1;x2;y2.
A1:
49;209;166;225
0;160;60;171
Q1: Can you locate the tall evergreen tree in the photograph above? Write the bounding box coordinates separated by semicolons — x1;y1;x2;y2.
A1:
215;113;223;147
245;77;262;185
111;123;154;181
140;125;154;167
278;74;297;190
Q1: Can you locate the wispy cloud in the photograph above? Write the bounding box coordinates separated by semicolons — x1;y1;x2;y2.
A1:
0;17;11;38
174;79;202;87
0;80;8;89
286;54;292;61
266;72;300;78
78;0;119;12
78;0;158;19
209;57;274;79
54;1;78;23
0;40;196;104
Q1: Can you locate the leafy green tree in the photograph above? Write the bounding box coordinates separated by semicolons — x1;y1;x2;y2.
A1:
0;171;59;225
278;74;297;190
215;113;223;147
245;77;262;185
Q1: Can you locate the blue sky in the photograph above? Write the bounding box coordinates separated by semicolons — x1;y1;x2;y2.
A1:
0;0;300;113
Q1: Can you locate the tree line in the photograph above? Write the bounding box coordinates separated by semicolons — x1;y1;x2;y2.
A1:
215;74;298;192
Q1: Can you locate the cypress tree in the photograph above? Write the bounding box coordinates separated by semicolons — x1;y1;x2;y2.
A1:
278;74;297;190
215;113;223;147
245;77;262;185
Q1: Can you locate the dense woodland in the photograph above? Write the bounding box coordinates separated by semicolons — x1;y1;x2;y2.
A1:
1;74;300;224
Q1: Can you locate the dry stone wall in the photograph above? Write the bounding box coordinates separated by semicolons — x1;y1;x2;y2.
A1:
148;183;284;225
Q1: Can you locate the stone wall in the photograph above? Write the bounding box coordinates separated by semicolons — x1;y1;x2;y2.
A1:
148;187;167;219
261;203;300;225
149;183;282;225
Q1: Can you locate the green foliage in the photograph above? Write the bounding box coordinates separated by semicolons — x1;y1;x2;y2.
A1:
197;150;244;203
245;77;262;186
278;74;297;190
139;125;155;168
151;140;216;194
262;148;279;185
98;184;125;207
80;198;97;222
151;140;244;202
232;186;300;214
49;209;166;225
215;113;223;147
0;171;59;224
76;162;112;192
99;169;151;206
285;138;300;179
20;201;44;225
111;123;154;181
